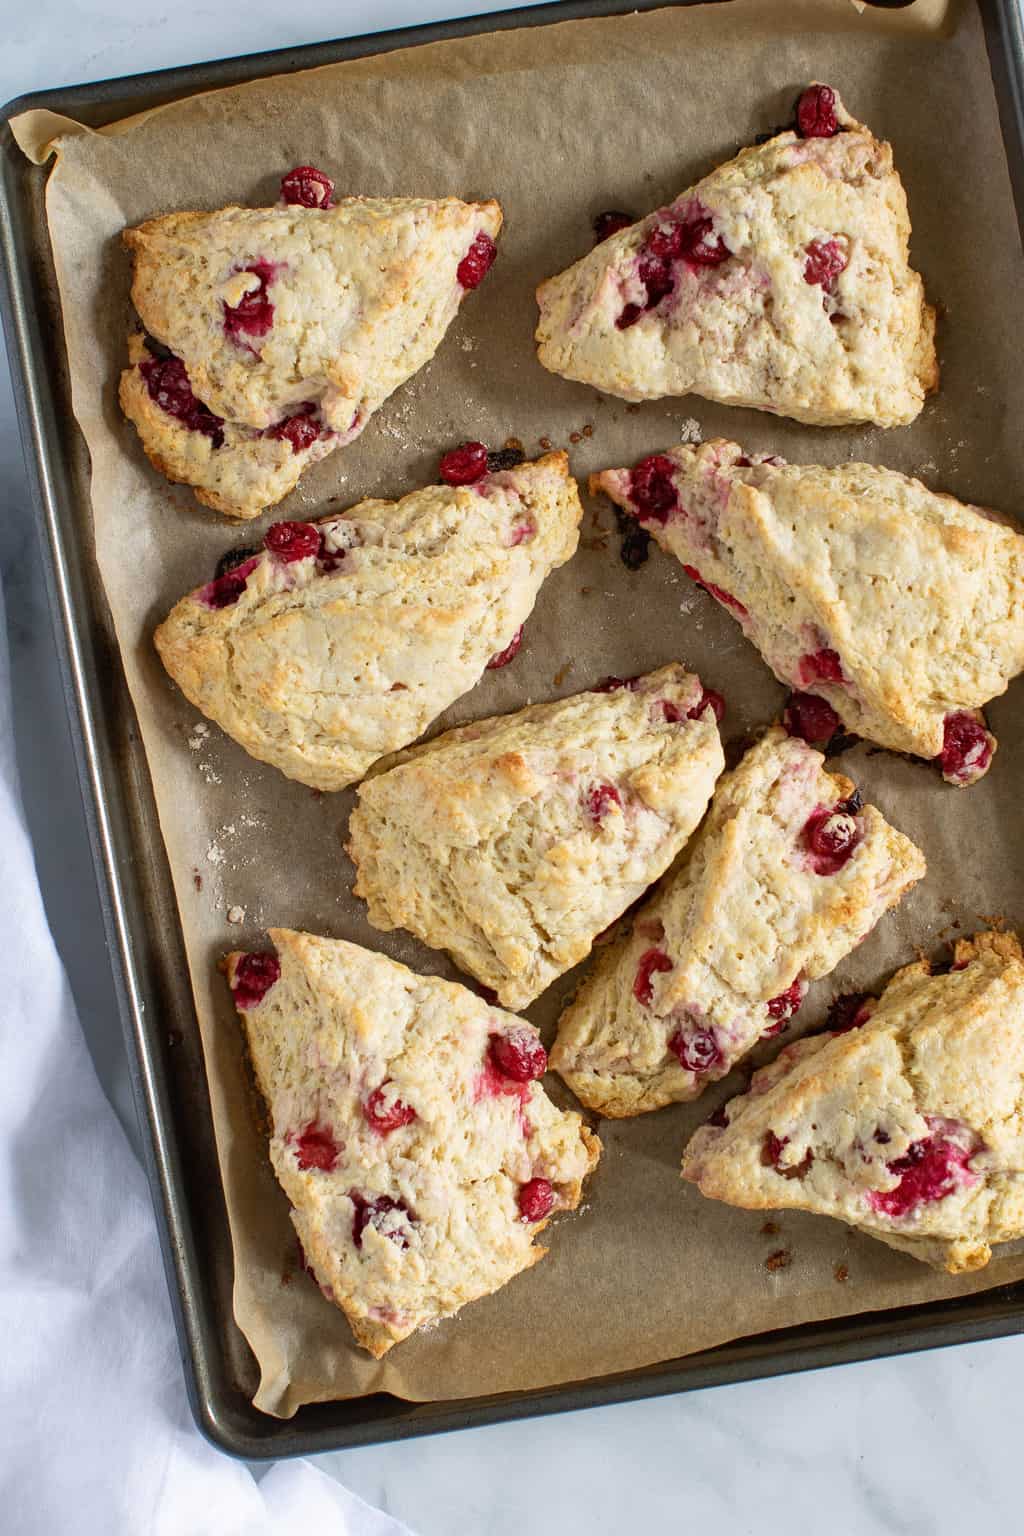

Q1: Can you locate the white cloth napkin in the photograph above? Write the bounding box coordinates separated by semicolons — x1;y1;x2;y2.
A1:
0;575;415;1534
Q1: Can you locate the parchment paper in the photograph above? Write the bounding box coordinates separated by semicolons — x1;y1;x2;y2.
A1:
14;0;1024;1419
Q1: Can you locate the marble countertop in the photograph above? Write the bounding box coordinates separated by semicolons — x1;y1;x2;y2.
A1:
2;3;1020;1530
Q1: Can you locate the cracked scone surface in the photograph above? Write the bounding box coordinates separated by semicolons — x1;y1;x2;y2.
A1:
551;728;925;1118
593;438;1024;777
348;666;725;1010
228;929;599;1356
153;453;580;791
682;932;1024;1275
536;91;935;427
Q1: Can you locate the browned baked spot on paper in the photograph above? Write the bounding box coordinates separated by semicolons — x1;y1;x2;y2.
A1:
539;436;553;450
760;1220;780;1236
834;1263;850;1283
765;1249;792;1273
554;661;574;687
193;870;202;892
978;912;1010;931
504;436;523;453
582;423;594;437
570;431;582;444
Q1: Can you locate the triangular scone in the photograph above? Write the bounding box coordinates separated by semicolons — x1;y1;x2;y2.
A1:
551;728;925;1118
593;439;1024;785
154;453;580;791
682;933;1024;1275
536;87;936;427
121;187;501;516
347;666;726;1010
227;930;600;1356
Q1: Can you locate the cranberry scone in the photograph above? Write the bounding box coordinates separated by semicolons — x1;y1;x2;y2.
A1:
347;666;726;1010
227;929;600;1355
120;166;501;517
682;933;1024;1275
593;438;1024;786
536;85;936;428
551;728;925;1118
154;452;580;790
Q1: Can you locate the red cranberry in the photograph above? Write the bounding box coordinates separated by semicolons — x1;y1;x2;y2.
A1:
669;1027;721;1074
508;521;534;546
826;992;873;1034
593;209;635;243
350;1192;415;1249
797;84;839;139
139;356;225;446
867;1130;973;1218
799;648;846;685
707;1103;730;1128
633;948;674;1007
657;700;683;724
687;688;725;724
363;1081;417;1134
681;217;731;268
264;520;321;562
518;1178;555;1222
616;302;645;330
200;555;260;610
486;625;524;670
593;675;642;694
803;239;848;294
630;455;678;523
223;260;277;340
291;1120;340;1172
681;565;749;617
489;1028;547;1083
803;798;862;874
440;441;488;485
457;231;497;289
766;979;805;1022
939;711;993;785
280;165;334;208
783;691;842;745
231;950;281;1008
265;406;321;454
586;781;622;823
762;1130;813;1179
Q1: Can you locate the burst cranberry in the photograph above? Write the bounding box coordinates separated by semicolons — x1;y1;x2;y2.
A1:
939;711;993;785
586;781;622;822
457;231;497;289
804;239;848;294
762;1130;813;1179
280;164;334;208
291;1120;339;1172
350;1192;415;1249
594;675;642;693
489;1028;547;1083
440;441;488;485
766;979;805;1022
593;209;635;243
266;406;321;453
139;355;225;446
231;950;281;1008
616;302;644;330
264;520;321;562
799;648;846;685
633;948;674;1007
657;700;683;724
681;565;748;616
486;625;523;670
669;1027;721;1074
867;1129;975;1218
687;688;725;724
223;260;277;340
630;455;678;523
518;1178;555;1222
682;217;731;268
199;556;260;610
363;1081;417;1134
803;798;862;873
783;690;842;745
797;84;839;139
508;521;534;546
826;992;873;1034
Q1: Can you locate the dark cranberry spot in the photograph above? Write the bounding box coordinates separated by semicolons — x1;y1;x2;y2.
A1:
489;1028;547;1083
796;84;839;139
486;625;524;670
612;506;652;570
280;164;335;208
868;1130;974;1217
593;209;635;243
874;1128;891;1145
291;1120;340;1172
231;950;281;1008
630;455;678;523
486;446;526;472
223;261;277;341
682;217;731;268
783;690;843;745
669;1027;722;1074
264;520;321;562
657;700;683;724
615;205;730;328
215;545;259;581
265;404;322;454
350;1192;415;1249
139;355;225;446
687;688;726;724
616;302;645;331
593;675;642;693
457;231;497;289
708;1103;730;1128
681;565;749;617
518;1177;555;1222
363;1081;417;1134
799;648;846;685
440;441;489;485
825;992;873;1034
803;238;848;294
200;557;260;610
586;781;622;823
939;711;993;785
762;1130;813;1179
633;948;674;1007
802;800;863;874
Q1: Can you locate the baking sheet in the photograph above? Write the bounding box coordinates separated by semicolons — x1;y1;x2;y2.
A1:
12;0;1024;1419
